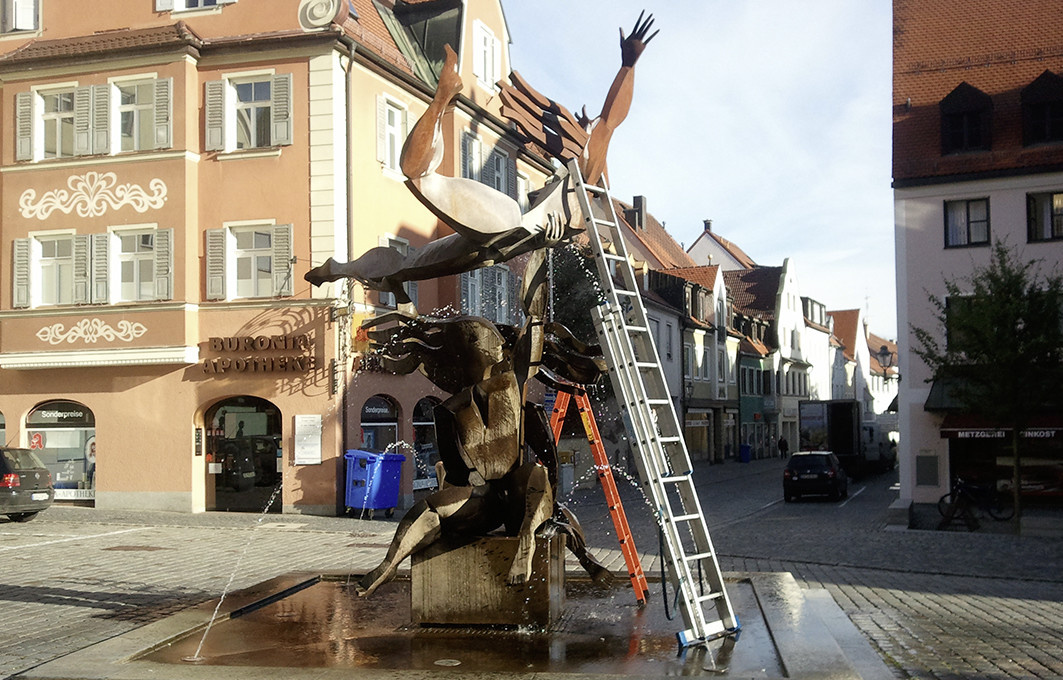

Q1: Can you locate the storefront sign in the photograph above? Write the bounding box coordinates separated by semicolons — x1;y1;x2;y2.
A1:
203;334;313;374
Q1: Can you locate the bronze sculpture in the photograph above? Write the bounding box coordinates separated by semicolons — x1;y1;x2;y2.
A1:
304;13;657;597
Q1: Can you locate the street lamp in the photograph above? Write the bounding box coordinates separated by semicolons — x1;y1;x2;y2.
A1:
877;344;895;382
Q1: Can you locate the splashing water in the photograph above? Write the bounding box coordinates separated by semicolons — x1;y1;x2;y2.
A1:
182;481;284;663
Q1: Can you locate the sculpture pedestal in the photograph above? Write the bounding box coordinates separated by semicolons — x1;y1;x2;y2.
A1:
411;534;565;626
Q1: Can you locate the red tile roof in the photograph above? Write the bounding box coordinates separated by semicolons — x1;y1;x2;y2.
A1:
613;197;696;270
0;22;203;65
660;265;720;290
706;229;757;269
827;309;861;361
723;267;782;319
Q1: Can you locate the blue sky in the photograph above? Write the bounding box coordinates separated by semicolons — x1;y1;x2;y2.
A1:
502;1;897;339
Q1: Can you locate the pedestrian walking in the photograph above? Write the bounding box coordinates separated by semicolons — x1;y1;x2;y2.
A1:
777;437;789;459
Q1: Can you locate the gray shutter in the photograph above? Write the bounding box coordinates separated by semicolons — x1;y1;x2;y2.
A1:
460;271;470;313
92;84;110;154
461;133;473;179
155;0;174;11
482;266;497;320
154;228;173;300
205;229;226;300
375;95;387;163
91;232;110;303
506;155;517;199
271;224;293;297
73;86;93;156
271;73;292;146
15;91;32;161
12;238;31;308
73;234;91;304
154;78;172;149
204;80;226;151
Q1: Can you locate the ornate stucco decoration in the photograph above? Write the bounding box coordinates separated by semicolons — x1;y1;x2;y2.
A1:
19;171;167;220
298;0;344;30
36;319;148;345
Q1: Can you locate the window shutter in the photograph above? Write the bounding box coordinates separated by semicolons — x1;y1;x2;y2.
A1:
492;37;502;87
506;155;517;199
461;133;479;180
12;238;31;308
204;80;226;151
154;78;173;149
73;235;91;304
154;228;174;300
12;0;37;30
73;86;93;156
15;91;32;161
91;232;110;303
472;22;485;81
482;266;497;320
460;271;470;313
155;0;174;11
205;228;226;300
271;73;292;146
271;224;293;297
92;84;110;154
375;95;387;163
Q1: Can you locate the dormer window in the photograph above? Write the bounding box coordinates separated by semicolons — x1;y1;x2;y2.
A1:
940;82;992;154
1022;70;1063;146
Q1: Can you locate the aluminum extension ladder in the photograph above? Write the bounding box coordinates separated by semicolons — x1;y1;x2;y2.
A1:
566;158;740;646
549;387;650;605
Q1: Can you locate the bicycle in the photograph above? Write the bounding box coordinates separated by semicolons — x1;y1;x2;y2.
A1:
937;477;1015;522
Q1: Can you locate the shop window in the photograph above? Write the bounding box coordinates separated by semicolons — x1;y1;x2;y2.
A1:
412;397;440;491
26;400;96;503
205;224;293;300
204;72;292;153
360;395;398;454
205;396;282;511
940;82;992;154
15;78;173;162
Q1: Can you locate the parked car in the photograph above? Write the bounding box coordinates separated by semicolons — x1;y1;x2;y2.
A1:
783;451;848;502
0;447;54;522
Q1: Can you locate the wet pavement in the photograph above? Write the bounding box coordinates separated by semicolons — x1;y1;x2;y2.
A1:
2;455;1062;679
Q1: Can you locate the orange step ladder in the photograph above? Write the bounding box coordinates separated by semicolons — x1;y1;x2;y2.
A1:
550;387;650;605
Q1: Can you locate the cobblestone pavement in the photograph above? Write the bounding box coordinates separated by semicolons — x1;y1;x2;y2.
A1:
1;457;1062;680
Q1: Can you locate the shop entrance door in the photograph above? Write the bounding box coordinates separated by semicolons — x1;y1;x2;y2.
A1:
205;396;282;512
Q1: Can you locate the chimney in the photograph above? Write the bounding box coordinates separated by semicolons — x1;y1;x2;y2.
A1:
633;195;647;230
703;219;712;233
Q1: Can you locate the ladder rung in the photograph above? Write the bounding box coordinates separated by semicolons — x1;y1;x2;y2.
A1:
647;399;670;406
687;552;714;562
672;513;700;523
635;361;657;369
593;218;617;227
659;474;690;484
583;183;606;195
615;288;638;298
696;592;725;604
603;253;626;261
658;436;683;444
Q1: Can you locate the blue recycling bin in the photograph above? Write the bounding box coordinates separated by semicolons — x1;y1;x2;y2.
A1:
739;444;752;463
345;450;405;518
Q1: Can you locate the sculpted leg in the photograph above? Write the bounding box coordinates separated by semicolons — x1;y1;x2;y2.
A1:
358;485;478;596
507;463;554;585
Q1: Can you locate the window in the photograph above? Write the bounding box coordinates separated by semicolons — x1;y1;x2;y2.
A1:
41;90;75;159
38;236;74;306
1022;70;1063;146
461;265;513;323
1027;191;1063;242
11;229;172;308
155;0;235;11
205;225;293;300
1;0;36;32
461;133;516;199
118;231;157;301
15;79;172;162
204;73;292;153
944;198;989;247
940;82;992;154
376;97;407;173
517;173;530;213
118;81;156;152
472;19;501;89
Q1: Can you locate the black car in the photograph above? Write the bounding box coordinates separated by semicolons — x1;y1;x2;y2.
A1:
783;451;848;502
0;447;55;521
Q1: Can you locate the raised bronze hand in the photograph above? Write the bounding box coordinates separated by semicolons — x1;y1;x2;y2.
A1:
620;11;659;67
